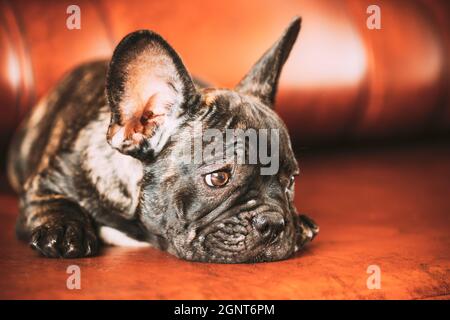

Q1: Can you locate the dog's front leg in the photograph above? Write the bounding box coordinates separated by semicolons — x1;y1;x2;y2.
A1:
17;186;99;258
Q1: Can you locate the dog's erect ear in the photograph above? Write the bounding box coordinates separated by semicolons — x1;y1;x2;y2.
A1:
235;17;301;107
106;30;198;159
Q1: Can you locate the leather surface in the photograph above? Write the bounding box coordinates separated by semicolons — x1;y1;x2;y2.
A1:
0;145;448;299
0;0;449;156
1;1;449;300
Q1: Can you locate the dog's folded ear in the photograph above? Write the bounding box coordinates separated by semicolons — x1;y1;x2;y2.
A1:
235;17;301;107
106;30;198;159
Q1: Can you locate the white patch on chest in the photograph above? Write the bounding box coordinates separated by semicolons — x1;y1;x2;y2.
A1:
99;226;151;247
75;109;144;216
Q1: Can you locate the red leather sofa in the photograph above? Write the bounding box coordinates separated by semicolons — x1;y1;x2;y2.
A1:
0;0;449;299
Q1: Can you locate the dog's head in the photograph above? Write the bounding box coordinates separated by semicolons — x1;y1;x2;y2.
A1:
105;17;318;263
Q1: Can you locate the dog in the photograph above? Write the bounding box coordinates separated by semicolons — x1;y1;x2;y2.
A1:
7;17;318;263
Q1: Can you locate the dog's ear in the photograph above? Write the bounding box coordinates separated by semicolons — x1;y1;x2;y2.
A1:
106;30;198;159
235;17;301;107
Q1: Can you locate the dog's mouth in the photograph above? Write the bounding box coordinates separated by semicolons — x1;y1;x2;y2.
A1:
177;208;318;263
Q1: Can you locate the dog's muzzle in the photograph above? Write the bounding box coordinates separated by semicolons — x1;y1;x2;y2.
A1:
252;211;285;244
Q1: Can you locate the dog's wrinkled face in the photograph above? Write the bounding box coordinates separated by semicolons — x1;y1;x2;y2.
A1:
141;89;303;262
105;17;318;262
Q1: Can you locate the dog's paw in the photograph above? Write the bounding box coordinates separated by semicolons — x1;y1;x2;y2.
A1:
30;220;99;258
295;214;319;250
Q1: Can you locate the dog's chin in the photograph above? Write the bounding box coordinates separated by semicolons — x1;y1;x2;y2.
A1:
173;212;297;263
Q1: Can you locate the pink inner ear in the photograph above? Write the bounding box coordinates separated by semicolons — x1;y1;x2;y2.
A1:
140;109;154;125
108;94;164;148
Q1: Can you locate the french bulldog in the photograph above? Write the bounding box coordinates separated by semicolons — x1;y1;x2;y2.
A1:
7;17;318;263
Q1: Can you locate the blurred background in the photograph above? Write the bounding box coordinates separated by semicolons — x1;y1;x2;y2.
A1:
0;0;449;299
1;0;449;166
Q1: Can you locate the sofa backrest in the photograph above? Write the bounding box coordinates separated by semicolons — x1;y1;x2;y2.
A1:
1;0;449;166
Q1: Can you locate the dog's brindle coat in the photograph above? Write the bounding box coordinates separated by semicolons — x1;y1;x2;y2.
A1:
7;17;318;263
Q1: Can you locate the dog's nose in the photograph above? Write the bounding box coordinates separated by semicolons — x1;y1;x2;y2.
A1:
253;212;285;240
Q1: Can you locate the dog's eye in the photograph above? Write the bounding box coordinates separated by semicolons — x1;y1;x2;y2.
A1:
204;171;230;187
287;175;296;189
